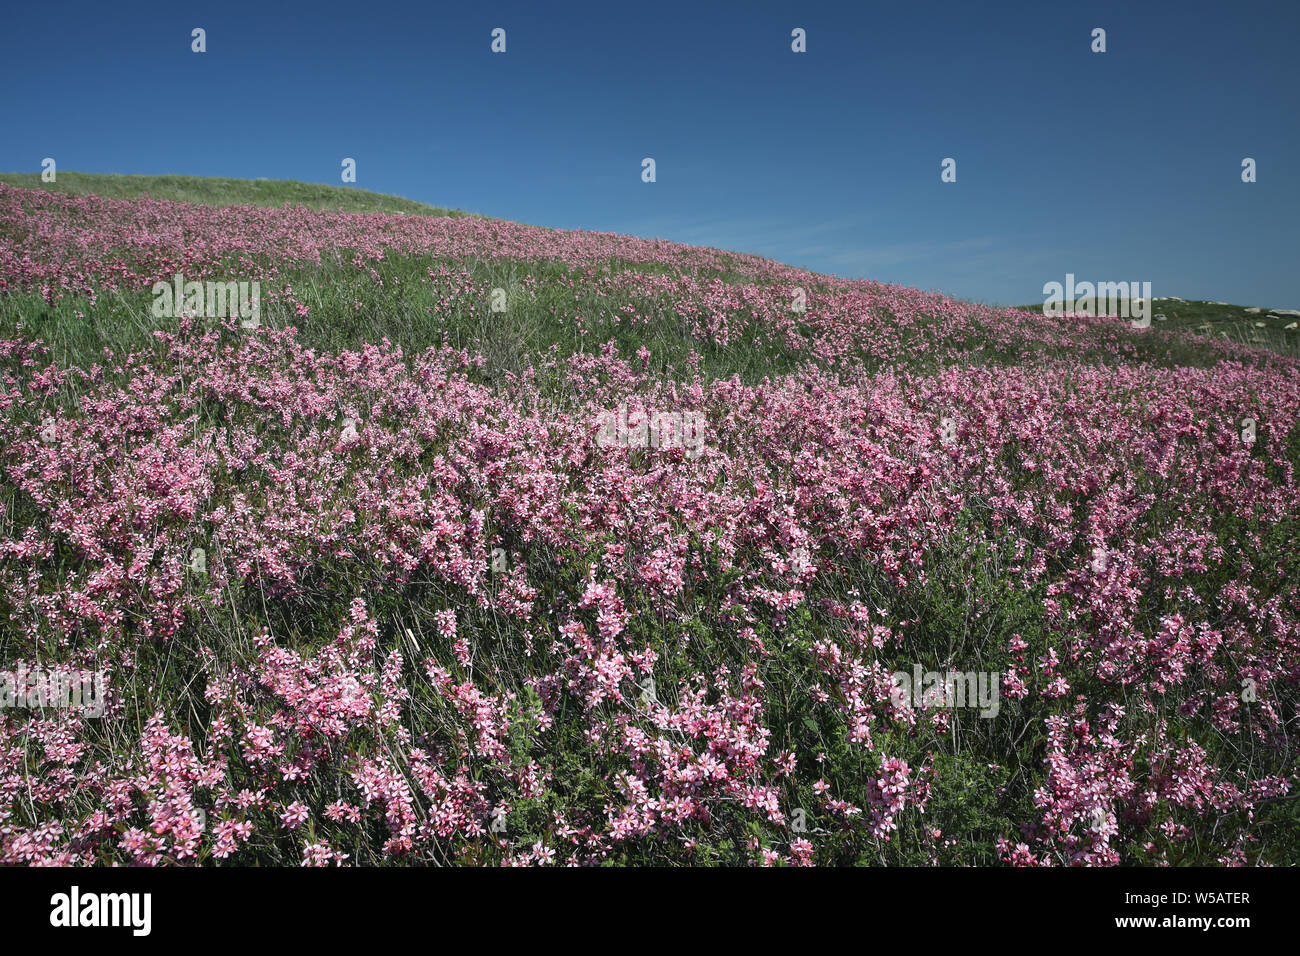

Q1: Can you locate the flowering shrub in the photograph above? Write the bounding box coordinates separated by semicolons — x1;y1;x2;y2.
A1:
0;184;1297;865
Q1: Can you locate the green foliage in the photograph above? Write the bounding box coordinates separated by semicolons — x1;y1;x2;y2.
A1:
0;171;469;218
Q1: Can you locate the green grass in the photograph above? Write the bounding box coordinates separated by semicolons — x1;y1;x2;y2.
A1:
0;171;475;218
0;255;810;388
3;257;1290;392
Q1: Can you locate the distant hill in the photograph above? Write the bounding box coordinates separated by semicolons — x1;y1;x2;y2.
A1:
0;171;470;218
1013;297;1300;358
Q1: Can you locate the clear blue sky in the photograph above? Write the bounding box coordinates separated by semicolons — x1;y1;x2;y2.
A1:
2;0;1296;306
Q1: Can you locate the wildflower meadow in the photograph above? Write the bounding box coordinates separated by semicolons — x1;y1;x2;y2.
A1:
0;178;1296;869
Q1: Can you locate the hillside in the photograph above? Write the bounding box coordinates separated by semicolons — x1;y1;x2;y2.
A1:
0;171;466;218
0;176;1297;868
1017;297;1300;361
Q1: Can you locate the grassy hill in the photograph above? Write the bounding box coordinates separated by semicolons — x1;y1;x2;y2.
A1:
0;171;469;218
1016;297;1300;359
1;174;1298;868
2;174;1295;375
10;172;1292;361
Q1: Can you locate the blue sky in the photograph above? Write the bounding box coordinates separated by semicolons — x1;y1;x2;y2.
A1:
2;0;1296;306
